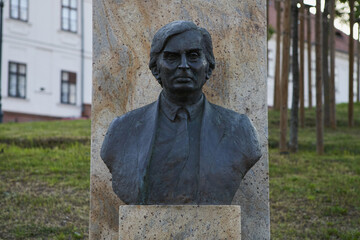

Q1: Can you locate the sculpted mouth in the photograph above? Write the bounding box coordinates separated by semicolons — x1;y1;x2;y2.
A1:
174;77;193;83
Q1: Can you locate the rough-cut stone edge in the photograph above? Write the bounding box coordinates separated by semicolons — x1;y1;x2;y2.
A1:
118;205;241;240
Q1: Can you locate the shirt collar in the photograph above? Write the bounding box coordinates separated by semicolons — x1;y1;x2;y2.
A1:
160;91;204;121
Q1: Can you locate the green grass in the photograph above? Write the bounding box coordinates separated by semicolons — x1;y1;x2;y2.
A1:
0;120;90;148
0;120;90;240
0;103;359;239
0;143;90;189
269;103;360;239
0;120;90;140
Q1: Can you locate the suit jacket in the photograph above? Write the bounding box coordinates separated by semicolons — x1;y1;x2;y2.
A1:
100;96;262;204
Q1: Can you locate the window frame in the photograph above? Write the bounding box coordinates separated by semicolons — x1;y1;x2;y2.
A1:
8;61;27;99
60;70;77;105
9;0;29;22
61;0;78;33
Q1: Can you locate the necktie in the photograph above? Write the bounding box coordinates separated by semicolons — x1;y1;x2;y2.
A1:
159;108;190;200
173;108;190;161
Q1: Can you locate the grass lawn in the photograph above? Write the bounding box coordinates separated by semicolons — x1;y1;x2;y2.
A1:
0;103;359;239
0;120;91;240
269;103;360;239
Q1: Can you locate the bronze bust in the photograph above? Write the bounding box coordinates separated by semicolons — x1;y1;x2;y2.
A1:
101;21;262;205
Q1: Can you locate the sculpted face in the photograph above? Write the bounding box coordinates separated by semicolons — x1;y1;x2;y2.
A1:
155;30;211;98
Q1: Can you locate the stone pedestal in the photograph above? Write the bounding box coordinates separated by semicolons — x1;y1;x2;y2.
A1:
118;205;241;240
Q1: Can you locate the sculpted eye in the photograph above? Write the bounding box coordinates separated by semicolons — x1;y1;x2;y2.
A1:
164;53;178;61
188;52;200;60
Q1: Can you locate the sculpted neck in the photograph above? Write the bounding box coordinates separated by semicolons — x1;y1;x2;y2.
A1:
162;89;203;106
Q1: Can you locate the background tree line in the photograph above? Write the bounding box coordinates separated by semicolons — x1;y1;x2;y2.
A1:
268;0;360;154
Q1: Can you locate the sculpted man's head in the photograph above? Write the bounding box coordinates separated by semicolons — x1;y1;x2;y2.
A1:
149;21;216;103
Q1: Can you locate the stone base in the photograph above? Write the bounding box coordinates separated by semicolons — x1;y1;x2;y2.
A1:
118;205;241;240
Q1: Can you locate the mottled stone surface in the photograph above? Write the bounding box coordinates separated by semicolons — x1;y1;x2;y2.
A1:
91;1;269;239
118;205;241;240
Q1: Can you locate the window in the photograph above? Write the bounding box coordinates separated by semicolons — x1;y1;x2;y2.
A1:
61;71;76;104
61;0;77;32
335;31;343;38
10;0;28;21
8;62;26;98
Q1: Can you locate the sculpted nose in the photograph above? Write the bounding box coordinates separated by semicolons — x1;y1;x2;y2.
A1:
178;54;189;69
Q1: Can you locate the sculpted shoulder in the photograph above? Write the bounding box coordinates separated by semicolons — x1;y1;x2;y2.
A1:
108;101;158;130
100;101;157;173
209;103;254;127
210;102;262;166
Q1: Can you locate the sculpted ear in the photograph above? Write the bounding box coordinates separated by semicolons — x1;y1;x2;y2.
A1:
206;67;213;80
151;67;159;80
151;67;162;86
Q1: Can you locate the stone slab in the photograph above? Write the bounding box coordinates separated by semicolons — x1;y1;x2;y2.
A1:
91;0;269;239
118;205;241;240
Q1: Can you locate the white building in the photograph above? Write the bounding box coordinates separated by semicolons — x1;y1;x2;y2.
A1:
1;0;92;122
267;0;359;108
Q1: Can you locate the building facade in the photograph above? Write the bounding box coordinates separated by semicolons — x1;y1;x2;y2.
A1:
1;0;358;122
1;0;92;122
267;0;359;108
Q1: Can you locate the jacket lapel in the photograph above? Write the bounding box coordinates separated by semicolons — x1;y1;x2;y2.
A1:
134;99;159;202
198;99;226;200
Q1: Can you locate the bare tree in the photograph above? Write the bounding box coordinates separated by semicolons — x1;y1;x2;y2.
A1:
280;0;292;153
267;0;270;83
289;0;300;152
306;5;313;109
349;0;355;127
274;0;282;110
323;1;331;127
329;0;337;129
316;0;324;154
356;23;360;102
299;0;305;128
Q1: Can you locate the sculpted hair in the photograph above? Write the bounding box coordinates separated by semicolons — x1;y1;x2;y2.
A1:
149;21;216;75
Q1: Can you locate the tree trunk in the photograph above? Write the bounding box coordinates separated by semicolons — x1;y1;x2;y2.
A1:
307;6;313;109
267;0;270;86
322;0;330;127
348;0;355;127
329;0;336;129
316;0;324;154
299;0;305;128
279;0;291;153
357;26;360;103
274;0;282;110
289;0;299;153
